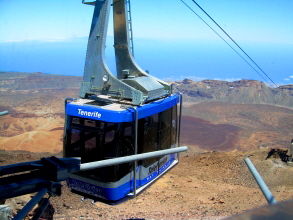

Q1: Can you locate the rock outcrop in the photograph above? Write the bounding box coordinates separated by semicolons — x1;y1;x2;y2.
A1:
174;78;293;106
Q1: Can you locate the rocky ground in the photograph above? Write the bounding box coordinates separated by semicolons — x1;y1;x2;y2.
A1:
1;75;293;219
2;148;293;219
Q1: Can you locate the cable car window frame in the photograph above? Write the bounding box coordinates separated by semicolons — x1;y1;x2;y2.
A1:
64;116;135;182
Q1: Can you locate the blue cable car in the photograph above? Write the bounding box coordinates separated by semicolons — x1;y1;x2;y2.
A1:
63;0;182;202
64;93;181;201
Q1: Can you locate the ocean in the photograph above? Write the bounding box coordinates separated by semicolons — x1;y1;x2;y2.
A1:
1;37;292;84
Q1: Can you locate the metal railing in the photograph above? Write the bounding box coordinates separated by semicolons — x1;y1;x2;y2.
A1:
9;146;188;219
0;110;8;116
80;146;188;171
244;158;277;205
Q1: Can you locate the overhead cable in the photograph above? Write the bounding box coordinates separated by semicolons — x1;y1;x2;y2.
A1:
191;0;278;88
180;0;277;88
181;0;289;137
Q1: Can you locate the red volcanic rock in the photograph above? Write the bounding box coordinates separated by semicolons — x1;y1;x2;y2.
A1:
181;115;242;151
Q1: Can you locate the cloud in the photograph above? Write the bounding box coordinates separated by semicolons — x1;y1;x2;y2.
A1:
274;83;289;87
162;75;205;82
263;82;280;88
284;78;290;81
214;78;241;82
290;76;293;79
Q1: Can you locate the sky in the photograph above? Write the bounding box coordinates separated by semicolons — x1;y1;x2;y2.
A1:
0;0;293;86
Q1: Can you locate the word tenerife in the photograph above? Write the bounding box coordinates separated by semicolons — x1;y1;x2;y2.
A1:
78;109;101;118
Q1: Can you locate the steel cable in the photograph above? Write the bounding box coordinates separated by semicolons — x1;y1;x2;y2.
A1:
180;0;277;88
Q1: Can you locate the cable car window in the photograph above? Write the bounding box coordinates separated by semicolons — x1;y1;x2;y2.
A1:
124;125;132;136
70;128;81;144
84;134;98;163
105;129;115;144
65;116;135;182
85;119;93;126
122;124;133;155
171;105;177;146
72;117;80;124
66;128;83;158
138;114;159;167
71;117;85;125
160;107;172;150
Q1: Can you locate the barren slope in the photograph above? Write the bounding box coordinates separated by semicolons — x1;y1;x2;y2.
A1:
0;87;79;153
181;115;242;151
2;150;293;219
183;102;293;151
1;74;293;219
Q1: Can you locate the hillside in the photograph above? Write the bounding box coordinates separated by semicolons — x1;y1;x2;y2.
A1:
2;72;293;107
2;148;293;219
173;78;293;107
1;72;293;219
0;72;80;152
0;71;82;90
1;73;293;153
182;102;293;152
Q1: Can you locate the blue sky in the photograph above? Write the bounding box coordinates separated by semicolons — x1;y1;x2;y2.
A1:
1;0;293;85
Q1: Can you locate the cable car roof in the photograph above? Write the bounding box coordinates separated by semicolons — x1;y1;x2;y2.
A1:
66;93;179;123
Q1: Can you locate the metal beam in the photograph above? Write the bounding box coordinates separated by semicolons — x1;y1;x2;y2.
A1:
244;158;277;204
80;146;188;171
133;107;138;197
0;111;8;116
14;188;48;220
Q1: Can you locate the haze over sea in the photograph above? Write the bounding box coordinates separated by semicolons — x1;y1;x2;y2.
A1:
1;37;292;85
1;0;293;85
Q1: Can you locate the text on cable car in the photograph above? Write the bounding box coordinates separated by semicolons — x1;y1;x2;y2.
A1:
78;109;102;118
148;156;168;175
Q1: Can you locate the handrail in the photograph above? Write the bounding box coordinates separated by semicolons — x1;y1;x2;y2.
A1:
244;158;277;204
80;146;188;171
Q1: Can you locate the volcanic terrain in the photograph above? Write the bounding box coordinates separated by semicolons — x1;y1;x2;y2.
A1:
1;72;293;219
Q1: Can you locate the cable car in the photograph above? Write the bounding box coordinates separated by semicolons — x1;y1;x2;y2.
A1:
63;0;182;202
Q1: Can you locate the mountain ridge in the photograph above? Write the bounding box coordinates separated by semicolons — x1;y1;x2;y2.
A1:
173;78;293;107
2;72;293;107
0;72;82;90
